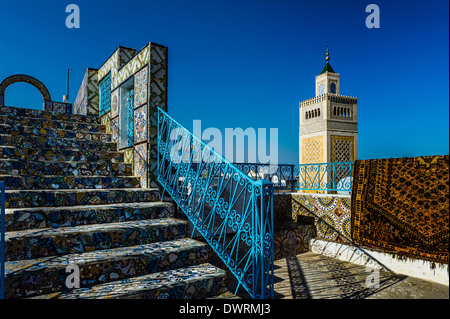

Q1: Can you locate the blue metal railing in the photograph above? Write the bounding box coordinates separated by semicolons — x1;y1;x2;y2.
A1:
234;162;354;193
157;108;274;299
233;164;296;192
296;162;354;192
1;181;5;299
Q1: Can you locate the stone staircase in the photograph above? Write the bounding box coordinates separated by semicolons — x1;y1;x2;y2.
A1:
0;106;229;299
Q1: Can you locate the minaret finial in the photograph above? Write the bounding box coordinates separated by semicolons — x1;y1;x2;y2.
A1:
325;46;330;62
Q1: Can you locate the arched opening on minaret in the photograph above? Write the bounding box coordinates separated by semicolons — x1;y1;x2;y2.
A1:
330;82;336;94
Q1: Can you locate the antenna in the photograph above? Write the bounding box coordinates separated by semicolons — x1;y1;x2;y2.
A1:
63;68;70;103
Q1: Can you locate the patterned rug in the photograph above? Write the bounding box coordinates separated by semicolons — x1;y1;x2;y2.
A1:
351;155;449;264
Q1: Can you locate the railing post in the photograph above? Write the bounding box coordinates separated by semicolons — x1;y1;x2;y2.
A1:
1;181;5;299
254;179;274;299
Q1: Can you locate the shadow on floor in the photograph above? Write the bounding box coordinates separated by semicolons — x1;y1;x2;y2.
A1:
274;253;407;299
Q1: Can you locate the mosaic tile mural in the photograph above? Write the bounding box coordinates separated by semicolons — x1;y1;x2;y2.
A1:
274;193;352;244
134;105;147;144
134;66;148;108
111;117;118;144
293;195;352;242
44;102;72;115
110;89;119;119
134;143;148;188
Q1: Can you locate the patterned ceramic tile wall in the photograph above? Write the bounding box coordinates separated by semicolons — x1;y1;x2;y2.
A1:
119;47;137;68
134;105;147;144
274;194;352;243
124;148;133;164
134;67;148;108
112;45;150;90
134;143;148;188
92;43;167;187
44;102;72;114
98;51;119;84
110;89;119;119
100;114;112;135
147;44;168;186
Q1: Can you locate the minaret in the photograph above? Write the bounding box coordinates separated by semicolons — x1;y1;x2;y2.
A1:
299;47;358;165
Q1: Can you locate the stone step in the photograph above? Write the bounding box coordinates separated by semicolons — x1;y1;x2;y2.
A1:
5;218;188;261
5;239;213;298
0;134;115;152
1;175;140;190
5;202;173;232
0;145;123;163
0;159;132;177
29;263;227;299
0;122;106;137
0;106;101;124
5;188;160;209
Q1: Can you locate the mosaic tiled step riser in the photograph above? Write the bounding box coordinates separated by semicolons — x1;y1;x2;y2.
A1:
0;106;100;124
28;263;227;299
1;175;140;190
0;120;106;138
5;202;174;231
5;188;161;209
0;160;132;178
0;135;116;152
6;218;189;261
0;146;124;163
6;239;209;298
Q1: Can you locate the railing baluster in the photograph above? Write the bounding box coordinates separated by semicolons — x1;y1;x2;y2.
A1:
232;162;354;193
157;108;274;299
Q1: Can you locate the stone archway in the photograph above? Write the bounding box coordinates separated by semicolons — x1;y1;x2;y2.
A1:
0;74;52;107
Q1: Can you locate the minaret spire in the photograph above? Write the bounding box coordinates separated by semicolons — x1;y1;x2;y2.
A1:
320;46;335;74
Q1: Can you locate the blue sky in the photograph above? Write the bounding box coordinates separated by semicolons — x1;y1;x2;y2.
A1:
0;0;448;164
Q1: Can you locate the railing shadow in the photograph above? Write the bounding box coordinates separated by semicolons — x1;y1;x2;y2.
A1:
270;194;409;299
291;195;394;272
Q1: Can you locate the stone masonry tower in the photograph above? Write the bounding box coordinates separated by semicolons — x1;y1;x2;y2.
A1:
299;47;358;164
